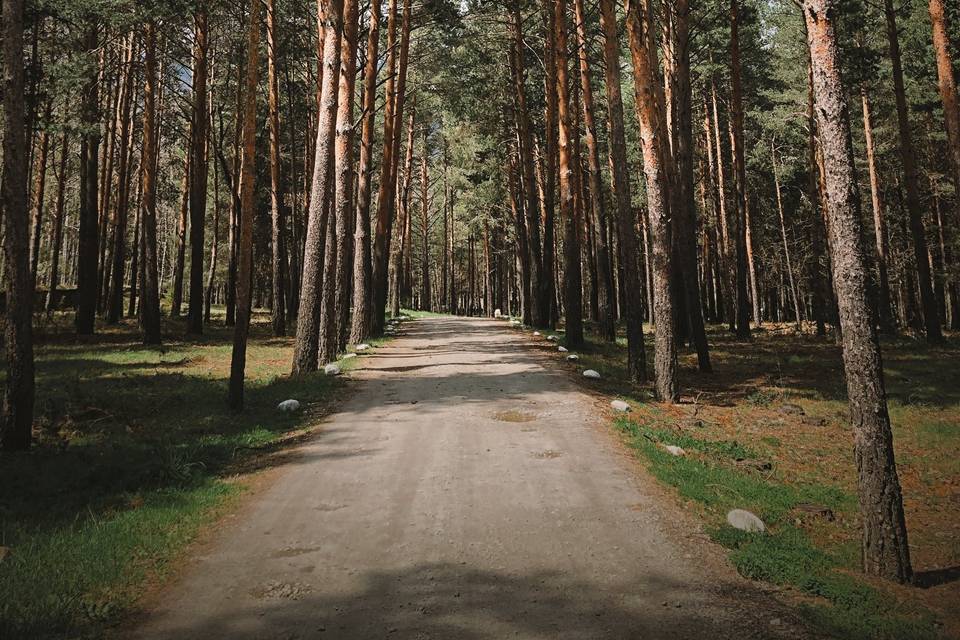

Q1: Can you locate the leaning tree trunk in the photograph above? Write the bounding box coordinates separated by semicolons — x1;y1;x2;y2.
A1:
802;0;912;584
599;0;646;381
228;0;261;410
625;0;677;402
1;0;35;451
884;0;941;343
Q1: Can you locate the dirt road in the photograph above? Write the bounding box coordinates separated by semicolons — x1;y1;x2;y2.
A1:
134;316;809;639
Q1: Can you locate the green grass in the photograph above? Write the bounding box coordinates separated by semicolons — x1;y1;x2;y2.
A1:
0;315;350;638
613;414;942;639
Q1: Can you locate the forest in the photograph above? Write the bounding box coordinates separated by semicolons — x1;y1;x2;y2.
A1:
1;0;959;637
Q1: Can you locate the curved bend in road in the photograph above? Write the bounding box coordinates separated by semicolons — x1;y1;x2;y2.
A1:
135;316;808;639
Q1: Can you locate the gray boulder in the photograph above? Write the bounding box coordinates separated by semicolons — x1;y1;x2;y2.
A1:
726;509;766;533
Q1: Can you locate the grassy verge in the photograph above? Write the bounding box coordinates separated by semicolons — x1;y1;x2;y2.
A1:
512;320;958;639
0;310;375;638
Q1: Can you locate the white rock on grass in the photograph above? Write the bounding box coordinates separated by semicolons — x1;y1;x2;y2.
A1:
494;309;503;318
727;509;766;533
611;399;630;413
566;354;579;361
533;331;541;336
662;444;686;457
342;353;357;360
324;363;342;376
558;346;568;352
277;399;301;413
583;369;601;379
355;343;370;352
510;320;521;326
547;335;558;342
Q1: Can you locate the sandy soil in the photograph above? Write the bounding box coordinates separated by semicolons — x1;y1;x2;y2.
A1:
132;316;816;639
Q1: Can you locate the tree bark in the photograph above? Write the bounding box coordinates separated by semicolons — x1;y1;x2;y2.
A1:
47;132;70;313
76;26;101;335
292;0;344;373
228;0;261;409
625;0;677;401
861;87;895;333
187;10;210;335
170;156;190;317
802;0;912;584
573;0;614;342
140;22;163;345
599;0;646;381
552;0;583;348
771;141;802;329
668;0;711;369
350;0;381;344
267;0;288;336
928;0;960;206
729;0;751;340
334;0;359;348
1;0;35;451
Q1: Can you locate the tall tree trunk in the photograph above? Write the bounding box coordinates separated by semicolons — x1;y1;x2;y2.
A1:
76;26;101;335
187;10;209;335
350;0;380;343
267;0;287;336
170;157;190;317
140;22;162;345
205;140;221;324
510;0;545;329
553;0;583;348
599;0;645;381
625;0;677;401
106;36;137;324
371;0;410;336
928;0;960;205
802;0;912;584
573;0;614;341
884;0;941;343
669;0;711;369
292;0;344;373
47;132;70;313
1;0;35;451
710;82;735;330
334;0;359;348
228;0;261;409
861;87;895;333
539;0;558;328
29;102;51;288
772;141;802;329
729;0;751;340
420;128;432;311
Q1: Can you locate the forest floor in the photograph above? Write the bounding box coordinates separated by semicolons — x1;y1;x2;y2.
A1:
0;309;373;638
516;318;960;639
